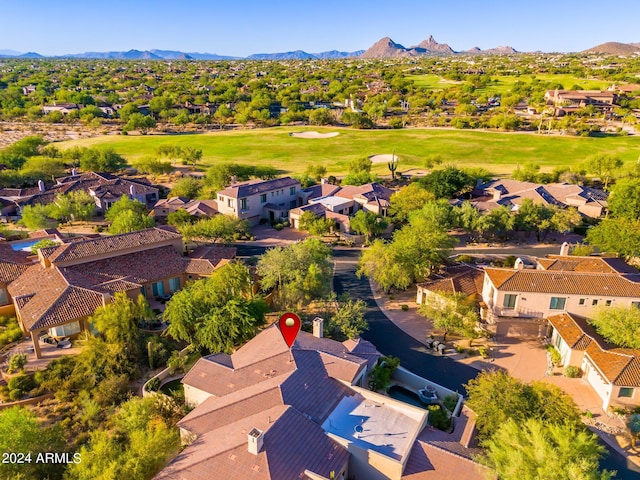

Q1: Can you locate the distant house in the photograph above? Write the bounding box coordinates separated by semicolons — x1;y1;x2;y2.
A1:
42;102;82;115
549;312;640;410
0;172;160;220
7;227;235;358
22;85;36;95
289;182;394;231
158;323;489;480
151;197;218;219
416;265;485;306
216;177;302;225
469;179;608;218
544;89;617;116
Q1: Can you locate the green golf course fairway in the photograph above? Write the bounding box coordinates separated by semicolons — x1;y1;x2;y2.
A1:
57;126;640;176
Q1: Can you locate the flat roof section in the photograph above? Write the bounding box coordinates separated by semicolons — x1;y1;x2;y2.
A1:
322;392;424;462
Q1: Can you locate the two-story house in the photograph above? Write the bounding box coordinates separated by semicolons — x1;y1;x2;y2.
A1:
216;177;302;225
7;227;235;358
481;255;640;322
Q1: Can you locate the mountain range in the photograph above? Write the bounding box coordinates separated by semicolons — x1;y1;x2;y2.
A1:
1;37;638;60
360;36;517;58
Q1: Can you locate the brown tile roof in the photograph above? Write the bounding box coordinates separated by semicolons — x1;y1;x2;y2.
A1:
0;262;31;285
402;441;494;479
301;183;341;200
8;264;105;331
61;245;186;286
419;266;484;297
484;267;640;297
540;255;637;274
548;313;593;350
46;227;182;264
160;406;348;480
184;246;236;275
183;199;218;217
550;313;640;387
217;177;299;199
0;242;34;264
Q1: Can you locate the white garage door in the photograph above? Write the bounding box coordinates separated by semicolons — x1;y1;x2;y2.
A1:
584;359;609;407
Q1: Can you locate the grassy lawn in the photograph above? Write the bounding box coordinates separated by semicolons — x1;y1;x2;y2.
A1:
57;126;640;176
408;73;618;96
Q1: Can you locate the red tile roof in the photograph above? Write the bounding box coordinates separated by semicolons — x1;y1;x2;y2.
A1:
402;441;494;479
419;266;484;298
540;255;638;274
45;227;181;264
484;267;640;297
549;313;640;387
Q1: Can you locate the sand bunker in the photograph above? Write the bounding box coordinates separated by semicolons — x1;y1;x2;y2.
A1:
289;131;339;139
369;154;399;164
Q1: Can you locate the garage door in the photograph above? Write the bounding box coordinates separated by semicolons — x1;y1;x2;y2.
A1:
584;360;609;407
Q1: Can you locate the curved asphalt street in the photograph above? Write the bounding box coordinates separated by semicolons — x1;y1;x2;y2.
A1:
331;247;640;479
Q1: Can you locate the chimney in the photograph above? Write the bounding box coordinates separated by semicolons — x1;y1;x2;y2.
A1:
71;168;77;176
313;317;324;338
320;178;327;185
247;428;264;455
492;189;501;201
560;242;570;256
231;175;237;185
514;258;524;270
37;179;45;192
129;184;136;197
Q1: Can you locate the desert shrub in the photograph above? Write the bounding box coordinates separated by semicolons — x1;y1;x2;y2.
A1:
7;353;27;373
443;394;459;412
546;345;562;366
401;304;409;311
146;377;161;392
8;373;36;399
427;405;452;431
565;365;581;378
167;351;187;373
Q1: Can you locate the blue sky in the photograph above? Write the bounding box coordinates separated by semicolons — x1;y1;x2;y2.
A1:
1;0;639;56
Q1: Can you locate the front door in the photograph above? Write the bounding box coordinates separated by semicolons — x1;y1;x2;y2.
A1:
152;281;164;297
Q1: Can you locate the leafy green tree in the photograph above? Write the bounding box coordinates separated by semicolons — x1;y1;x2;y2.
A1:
179;214;248;244
21;156;66;180
368;356;400;392
109;209;155;234
465;370;581;442
30;238;58;254
167;209;195;227
20;204;58;230
91;292;150;347
169;177;202;199
349;210;388;241
418;292;479;343
305;165;327;181
608;178;640;221
418;166;474;199
589;306;640;348
512;162;541;182
165;262;266;353
5;135;46;157
80;148;127;172
0;406;67;480
134;157;173;176
49;191;96;223
329;296;368;340
583;154;623;190
299;211;335;236
123;112;156;134
257;238;332;308
586;217;640;260
342;157;378;185
388;183;435;222
482;418;613;480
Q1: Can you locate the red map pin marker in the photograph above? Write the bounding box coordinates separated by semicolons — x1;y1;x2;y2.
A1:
278;312;301;348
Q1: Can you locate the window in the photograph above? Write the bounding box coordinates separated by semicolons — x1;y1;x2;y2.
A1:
240;198;247;211
290;200;297;209
503;294;517;309
605;300;612;307
0;288;8;306
169;277;181;292
49;321;81;338
578;298;586;306
290;186;296;195
260;194;267;203
550;297;566;310
619;387;634;398
151;281;164;297
227;198;233;207
592;299;599;306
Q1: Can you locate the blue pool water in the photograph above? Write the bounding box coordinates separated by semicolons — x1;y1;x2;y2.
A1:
9;239;44;251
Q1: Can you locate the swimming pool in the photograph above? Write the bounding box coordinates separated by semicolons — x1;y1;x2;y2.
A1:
9;238;60;252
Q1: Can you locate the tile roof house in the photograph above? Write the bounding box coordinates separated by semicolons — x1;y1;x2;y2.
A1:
548;312;640;410
469;179;608;218
416;265;485;307
0;171;160;219
289;182;395;232
7;227;234;358
151;197;218;219
480;252;640;322
216;177;302;226
159;324;489;480
544;89;617;116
